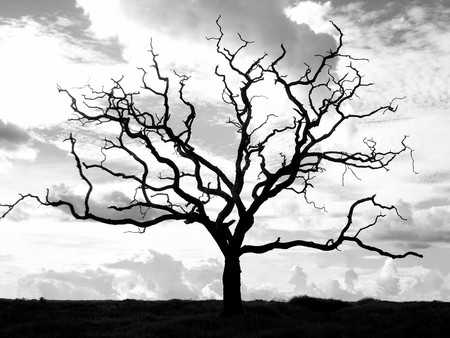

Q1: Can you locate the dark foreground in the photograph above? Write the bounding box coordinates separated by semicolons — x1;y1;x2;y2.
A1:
1;296;449;337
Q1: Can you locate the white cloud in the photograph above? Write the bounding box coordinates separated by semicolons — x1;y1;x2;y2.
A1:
14;249;225;300
76;0;124;40
285;1;333;35
13;248;450;302
184;258;223;290
16;250;193;300
354;259;450;301
376;258;401;297
289;265;322;297
288;264;364;301
106;250;198;299
200;280;222;300
17;268;117;300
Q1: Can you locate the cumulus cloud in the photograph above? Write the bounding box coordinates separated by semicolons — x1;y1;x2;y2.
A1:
289;265;308;291
184;258;223;291
17;268;117;300
326;279;363;301
289;265;322;297
17;250;224;300
373;260;450;301
109;252;223;300
15;249;450;302
376;259;401;297
289;265;365;301
15;250;315;302
286;258;450;302
324;268;364;301
284;1;333;35
106;250;197;299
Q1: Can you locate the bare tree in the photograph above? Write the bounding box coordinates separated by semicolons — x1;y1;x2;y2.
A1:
1;19;422;316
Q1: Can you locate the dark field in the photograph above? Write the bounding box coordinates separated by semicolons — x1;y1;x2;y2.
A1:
1;296;449;337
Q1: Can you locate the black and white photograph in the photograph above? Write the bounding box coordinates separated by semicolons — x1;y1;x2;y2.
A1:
1;0;449;336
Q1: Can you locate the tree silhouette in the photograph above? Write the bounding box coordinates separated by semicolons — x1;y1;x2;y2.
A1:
1;19;422;316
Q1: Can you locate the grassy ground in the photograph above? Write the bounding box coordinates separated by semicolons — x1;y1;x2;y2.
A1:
0;296;449;337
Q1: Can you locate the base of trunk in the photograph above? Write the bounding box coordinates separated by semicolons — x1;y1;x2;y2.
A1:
222;256;243;316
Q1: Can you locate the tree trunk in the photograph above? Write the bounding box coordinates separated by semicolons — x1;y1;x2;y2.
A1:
222;254;243;316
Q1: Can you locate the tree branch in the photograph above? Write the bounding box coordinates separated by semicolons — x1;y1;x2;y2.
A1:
241;195;422;259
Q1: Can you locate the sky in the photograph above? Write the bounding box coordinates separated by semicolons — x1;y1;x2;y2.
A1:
0;0;450;302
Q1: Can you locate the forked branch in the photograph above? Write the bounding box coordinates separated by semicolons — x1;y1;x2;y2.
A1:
241;195;423;259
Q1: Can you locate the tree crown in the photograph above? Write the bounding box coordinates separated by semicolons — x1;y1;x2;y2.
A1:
1;19;421;261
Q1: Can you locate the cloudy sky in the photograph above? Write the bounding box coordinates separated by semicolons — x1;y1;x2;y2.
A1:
1;0;450;302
